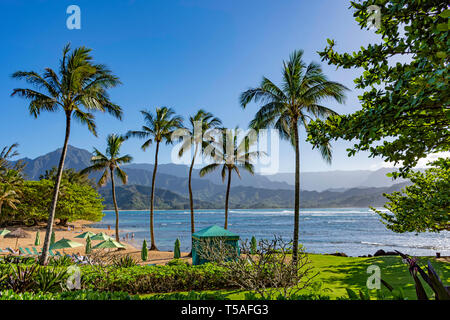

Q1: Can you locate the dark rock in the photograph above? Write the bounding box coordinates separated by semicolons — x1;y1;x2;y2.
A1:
385;251;398;256
329;252;348;257
368;254;372;257
374;249;386;256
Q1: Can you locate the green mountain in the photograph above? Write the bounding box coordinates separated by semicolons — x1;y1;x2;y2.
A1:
100;182;409;210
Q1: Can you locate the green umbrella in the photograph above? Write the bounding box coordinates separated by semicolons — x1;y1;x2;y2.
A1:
34;231;40;245
92;239;125;249
0;229;10;237
90;232;114;241
75;231;96;239
50;238;83;250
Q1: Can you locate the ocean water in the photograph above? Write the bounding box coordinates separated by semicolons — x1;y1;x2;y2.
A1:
90;208;450;257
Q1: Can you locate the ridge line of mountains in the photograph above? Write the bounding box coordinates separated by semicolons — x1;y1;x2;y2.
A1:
13;145;410;210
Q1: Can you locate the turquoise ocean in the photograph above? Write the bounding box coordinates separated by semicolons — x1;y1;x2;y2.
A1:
91;208;450;257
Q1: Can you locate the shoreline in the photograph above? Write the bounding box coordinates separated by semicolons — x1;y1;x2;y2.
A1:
0;220;190;265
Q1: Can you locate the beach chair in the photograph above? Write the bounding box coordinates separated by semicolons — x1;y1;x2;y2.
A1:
48;250;55;257
55;251;62;257
32;247;40;255
18;247;28;255
6;247;18;254
25;248;34;255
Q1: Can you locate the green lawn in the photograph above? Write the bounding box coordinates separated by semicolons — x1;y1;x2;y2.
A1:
141;254;450;300
306;254;450;299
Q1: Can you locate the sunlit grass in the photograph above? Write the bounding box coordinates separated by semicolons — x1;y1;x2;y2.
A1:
140;254;450;300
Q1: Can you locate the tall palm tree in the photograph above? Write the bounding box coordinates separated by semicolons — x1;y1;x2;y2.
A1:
240;50;348;262
11;43;123;265
200;128;263;229
177;109;222;235
81;134;132;242
126;107;183;250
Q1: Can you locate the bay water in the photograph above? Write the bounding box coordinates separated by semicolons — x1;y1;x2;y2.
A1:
90;208;450;256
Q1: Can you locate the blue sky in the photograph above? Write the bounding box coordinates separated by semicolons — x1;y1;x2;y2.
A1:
0;0;391;173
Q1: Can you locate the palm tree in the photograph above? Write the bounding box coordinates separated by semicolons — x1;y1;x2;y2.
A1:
11;43;123;265
177;109;222;235
200;128;263;229
126;107;183;250
240;50;348;262
0;184;20;225
81;134;132;242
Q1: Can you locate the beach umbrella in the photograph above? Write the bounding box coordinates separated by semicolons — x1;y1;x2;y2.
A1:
4;228;31;249
90;232;113;241
75;231;96;239
92;239;125;249
34;231;40;245
0;229;10;237
50;238;83;250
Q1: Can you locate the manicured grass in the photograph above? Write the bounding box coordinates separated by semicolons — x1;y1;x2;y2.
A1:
140;254;450;300
307;254;450;299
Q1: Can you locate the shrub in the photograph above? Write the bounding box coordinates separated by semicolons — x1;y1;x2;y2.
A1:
0;289;138;300
80;263;232;294
113;255;137;268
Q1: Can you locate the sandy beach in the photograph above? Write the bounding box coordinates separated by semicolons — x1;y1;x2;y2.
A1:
0;220;191;265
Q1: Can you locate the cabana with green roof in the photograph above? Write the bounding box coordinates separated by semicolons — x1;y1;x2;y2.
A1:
191;225;240;265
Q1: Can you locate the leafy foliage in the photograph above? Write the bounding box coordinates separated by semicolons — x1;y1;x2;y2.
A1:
1;179;104;226
308;0;449;176
372;159;449;232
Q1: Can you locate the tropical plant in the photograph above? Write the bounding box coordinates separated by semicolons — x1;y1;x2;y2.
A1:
40;167;96;189
0;144;25;174
3;264;38;293
11;43;123;264
34;266;67;293
113;255;137;268
200;128;263;229
126;107;183;250
393;251;450;300
177;109;222;236
81;134;132;241
240;50;348;261
0;184;20;223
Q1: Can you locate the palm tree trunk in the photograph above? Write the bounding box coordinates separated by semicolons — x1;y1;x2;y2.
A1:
224;166;232;230
292;120;300;264
39;113;71;265
188;144;199;234
110;168;120;242
187;144;199;257
149;141;159;251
